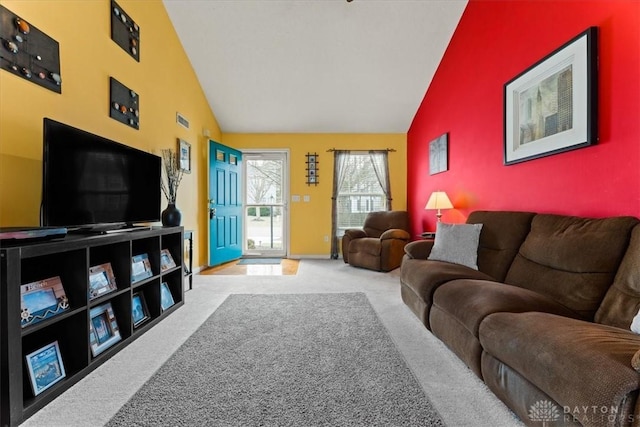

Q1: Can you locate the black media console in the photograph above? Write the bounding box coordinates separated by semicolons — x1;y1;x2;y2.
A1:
0;226;184;426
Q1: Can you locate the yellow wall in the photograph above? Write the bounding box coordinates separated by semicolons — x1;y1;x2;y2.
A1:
222;133;407;256
0;0;220;267
0;0;408;265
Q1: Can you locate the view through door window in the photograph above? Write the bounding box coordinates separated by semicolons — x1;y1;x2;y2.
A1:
337;154;387;231
245;154;285;255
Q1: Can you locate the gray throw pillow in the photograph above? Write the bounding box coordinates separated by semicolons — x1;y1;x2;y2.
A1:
427;223;483;270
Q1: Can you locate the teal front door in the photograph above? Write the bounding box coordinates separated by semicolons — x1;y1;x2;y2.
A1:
209;141;243;266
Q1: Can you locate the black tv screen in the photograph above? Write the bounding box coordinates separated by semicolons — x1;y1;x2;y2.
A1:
42;118;161;228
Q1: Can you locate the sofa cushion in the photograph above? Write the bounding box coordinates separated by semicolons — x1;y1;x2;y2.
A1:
632;349;640;372
399;259;494;329
428;223;483;269
466;210;536;282
595;224;640;329
429;280;581;376
479;312;640;426
504;214;639;320
349;237;381;256
362;210;409;239
481;353;583;427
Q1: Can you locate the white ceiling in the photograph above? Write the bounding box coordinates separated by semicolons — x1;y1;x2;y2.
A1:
163;0;467;134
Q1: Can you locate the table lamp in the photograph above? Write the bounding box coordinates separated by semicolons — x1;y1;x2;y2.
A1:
425;191;453;222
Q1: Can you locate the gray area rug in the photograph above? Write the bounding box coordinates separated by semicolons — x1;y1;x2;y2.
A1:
106;293;445;426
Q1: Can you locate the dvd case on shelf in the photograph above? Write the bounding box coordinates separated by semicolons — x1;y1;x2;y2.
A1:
20;276;69;328
89;263;118;300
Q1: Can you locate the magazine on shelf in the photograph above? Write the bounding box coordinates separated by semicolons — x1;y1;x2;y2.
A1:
131;292;149;327
20;276;69;328
25;341;66;396
160;249;177;271
89;263;117;300
89;302;122;357
160;282;175;311
131;253;153;283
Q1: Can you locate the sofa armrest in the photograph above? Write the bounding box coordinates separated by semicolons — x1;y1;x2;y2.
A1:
404;240;435;259
380;229;410;241
344;229;367;240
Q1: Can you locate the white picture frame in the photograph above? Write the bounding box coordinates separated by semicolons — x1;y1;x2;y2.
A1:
25;341;66;396
89;302;122;357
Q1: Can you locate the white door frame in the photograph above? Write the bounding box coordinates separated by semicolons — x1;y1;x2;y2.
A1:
241;149;290;258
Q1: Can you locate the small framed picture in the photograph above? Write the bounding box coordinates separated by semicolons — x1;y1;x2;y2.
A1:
183;240;191;274
89;302;122;357
20;276;69;328
89;263;117;300
429;133;448;175
131;253;153;283
25;341;66;396
131;292;149;327
178;138;191;173
160;249;177;271
160;282;175;311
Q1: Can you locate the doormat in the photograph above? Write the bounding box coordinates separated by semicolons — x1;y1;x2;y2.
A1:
237;258;282;265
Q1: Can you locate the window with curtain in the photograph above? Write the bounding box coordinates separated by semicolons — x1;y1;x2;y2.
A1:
330;150;392;258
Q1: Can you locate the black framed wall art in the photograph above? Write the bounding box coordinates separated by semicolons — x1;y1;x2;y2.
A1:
504;27;598;165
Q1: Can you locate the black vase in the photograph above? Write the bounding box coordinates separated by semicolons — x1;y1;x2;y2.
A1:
161;203;182;226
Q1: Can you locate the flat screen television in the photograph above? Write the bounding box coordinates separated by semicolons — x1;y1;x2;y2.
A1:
42;118;161;230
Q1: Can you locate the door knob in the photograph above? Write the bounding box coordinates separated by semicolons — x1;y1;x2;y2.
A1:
209;207;216;219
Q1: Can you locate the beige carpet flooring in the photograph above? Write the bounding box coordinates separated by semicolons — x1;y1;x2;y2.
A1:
21;259;524;427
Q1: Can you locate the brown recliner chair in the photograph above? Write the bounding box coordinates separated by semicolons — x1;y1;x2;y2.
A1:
342;211;411;272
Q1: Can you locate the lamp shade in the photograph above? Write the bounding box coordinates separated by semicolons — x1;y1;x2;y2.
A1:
425;191;453;210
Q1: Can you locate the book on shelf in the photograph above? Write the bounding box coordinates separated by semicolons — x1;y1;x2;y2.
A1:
20;276;69;328
131;253;153;283
89;262;117;300
89;302;122;357
25;341;66;396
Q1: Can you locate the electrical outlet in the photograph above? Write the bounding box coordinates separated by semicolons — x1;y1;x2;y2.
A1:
323;235;329;242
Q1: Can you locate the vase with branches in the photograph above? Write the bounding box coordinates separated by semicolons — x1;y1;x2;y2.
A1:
160;149;184;226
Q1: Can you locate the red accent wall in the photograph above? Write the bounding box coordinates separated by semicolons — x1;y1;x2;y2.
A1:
407;0;640;235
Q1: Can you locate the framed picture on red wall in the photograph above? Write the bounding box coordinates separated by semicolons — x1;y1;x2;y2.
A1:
429;132;448;175
503;27;598;165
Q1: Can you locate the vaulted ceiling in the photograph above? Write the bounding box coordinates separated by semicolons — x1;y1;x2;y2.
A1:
163;0;467;134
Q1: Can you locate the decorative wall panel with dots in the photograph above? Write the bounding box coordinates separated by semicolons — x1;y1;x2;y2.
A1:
0;5;62;93
110;0;140;62
109;77;139;130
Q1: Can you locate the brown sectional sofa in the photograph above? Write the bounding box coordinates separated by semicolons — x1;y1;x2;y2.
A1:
400;211;640;427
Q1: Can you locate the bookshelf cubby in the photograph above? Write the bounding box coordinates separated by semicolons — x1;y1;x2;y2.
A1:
0;226;184;426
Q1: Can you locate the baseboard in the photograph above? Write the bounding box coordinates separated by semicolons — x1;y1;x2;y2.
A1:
287;254;334;260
